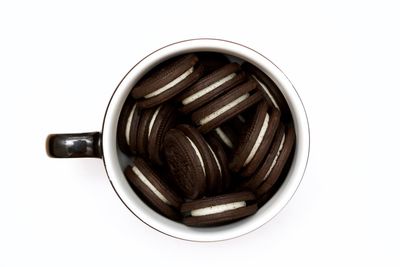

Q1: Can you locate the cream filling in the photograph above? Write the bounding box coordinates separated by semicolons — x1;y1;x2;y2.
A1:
252;75;279;110
206;143;222;177
147;106;161;140
132;166;170;205
182;73;236;105
144;67;194;99
199;93;249;125
186;137;206;177
264;134;286;180
244;113;270;166
215;127;233;148
125;104;137;145
190;201;246;217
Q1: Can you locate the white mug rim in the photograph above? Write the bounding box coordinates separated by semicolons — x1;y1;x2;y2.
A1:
101;38;310;242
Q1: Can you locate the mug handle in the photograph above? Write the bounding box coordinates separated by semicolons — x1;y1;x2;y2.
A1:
46;132;102;158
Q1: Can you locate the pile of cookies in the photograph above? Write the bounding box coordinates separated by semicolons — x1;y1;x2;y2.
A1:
117;53;295;227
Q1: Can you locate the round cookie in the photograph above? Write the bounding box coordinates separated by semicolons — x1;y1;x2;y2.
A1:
241;123;296;199
208;123;238;153
124;157;183;220
117;98;141;154
135;107;155;156
207;136;231;193
147;104;177;165
242;62;292;121
230;101;281;177
176;125;222;196
256;146;296;207
163;125;221;199
178;63;247;114
131;54;204;108
180;191;257;227
191;78;263;133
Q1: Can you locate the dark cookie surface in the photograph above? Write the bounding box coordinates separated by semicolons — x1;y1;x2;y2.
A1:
131;54;203;108
242;62;292;121
241;124;295;199
181;191;257;226
147;104;178;165
178;63;246;114
163;126;207;199
230;101;281;177
124;157;183;220
117;98;141;154
191;78;263;133
196;52;230;74
207;136;231;193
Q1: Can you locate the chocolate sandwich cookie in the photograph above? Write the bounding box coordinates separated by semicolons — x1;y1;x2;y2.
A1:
230;101;281;177
241;124;295;200
242;62;291;121
135;107;155;156
191;78;263;133
124;157;183;220
178;63;246;114
117;98;141;154
146;104;177;165
131;54;203;108
163;124;222;199
207;136;231;193
208;123;238;153
181;191;257;226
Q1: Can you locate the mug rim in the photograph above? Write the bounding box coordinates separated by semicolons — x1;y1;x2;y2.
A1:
101;38;310;242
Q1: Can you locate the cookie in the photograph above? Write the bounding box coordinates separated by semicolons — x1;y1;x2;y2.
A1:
178;63;246;114
208;123;238;152
207;135;231;193
241;123;296;199
230;101;281;177
135;107;155;156
242;62;291;121
147;104;177;165
256;145;295;206
191;78;263;133
163;124;223;199
124;157;183;220
131;54;203;108
117;98;141;154
181;191;257;226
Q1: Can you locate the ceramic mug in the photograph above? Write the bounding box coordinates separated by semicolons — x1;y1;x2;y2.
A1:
46;38;310;241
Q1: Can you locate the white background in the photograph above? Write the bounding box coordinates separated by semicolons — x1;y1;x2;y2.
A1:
1;0;399;266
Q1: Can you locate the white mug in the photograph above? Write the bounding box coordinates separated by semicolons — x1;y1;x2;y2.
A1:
46;38;310;241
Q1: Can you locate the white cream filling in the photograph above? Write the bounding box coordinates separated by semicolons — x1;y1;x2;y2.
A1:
125;104;137;145
186;137;206;177
190;201;246;217
215;127;233;148
199;93;249;125
131;166;170;205
252;75;279;110
264;134;286;180
244;113;270;166
144;67;194;99
147;106;161;140
182;73;236;105
206;143;222;177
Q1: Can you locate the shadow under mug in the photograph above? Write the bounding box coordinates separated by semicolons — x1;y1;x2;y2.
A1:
46;38;310;242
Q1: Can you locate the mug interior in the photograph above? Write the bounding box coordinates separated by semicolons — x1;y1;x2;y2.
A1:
102;39;310;241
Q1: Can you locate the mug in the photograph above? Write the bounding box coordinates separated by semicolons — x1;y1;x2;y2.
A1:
46;38;310;241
